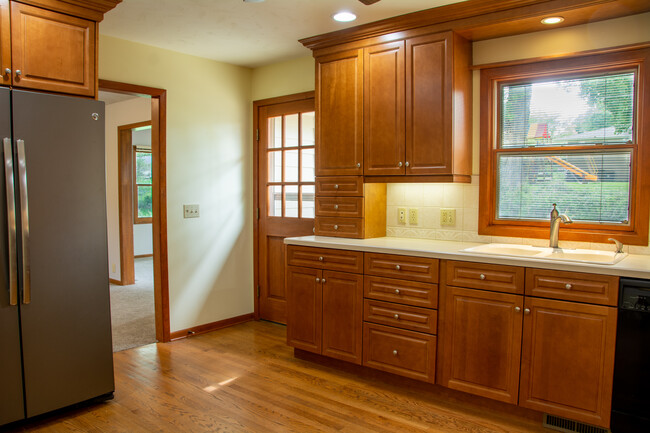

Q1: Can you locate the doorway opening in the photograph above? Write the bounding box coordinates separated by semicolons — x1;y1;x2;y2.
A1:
99;80;170;348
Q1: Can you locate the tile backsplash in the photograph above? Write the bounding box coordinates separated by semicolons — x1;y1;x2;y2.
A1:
386;176;650;256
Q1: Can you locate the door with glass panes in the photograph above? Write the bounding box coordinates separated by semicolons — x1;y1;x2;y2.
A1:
257;97;315;323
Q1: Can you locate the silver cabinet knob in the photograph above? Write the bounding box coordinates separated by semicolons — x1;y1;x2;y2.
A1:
3;68;10;75
479;274;486;280
395;265;401;270
333;225;338;230
315;277;320;283
405;161;410;167
524;308;531;315
321;278;326;284
318;256;323;261
398;161;403;167
334;184;339;189
394;289;400;295
515;307;521;312
15;70;21;78
334;204;339;210
394;314;399;320
356;162;361;168
565;283;572;290
392;350;398;356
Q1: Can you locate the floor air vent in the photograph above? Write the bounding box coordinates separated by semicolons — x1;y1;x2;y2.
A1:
543;414;610;433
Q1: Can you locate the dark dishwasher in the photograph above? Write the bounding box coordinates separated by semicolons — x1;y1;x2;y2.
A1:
611;277;650;432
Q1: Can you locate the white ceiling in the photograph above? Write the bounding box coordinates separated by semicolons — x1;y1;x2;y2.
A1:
100;0;467;68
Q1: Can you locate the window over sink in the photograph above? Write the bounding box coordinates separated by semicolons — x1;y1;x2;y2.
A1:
479;48;650;245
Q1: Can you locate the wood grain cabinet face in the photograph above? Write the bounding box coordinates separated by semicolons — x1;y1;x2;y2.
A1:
315;176;363;196
315;216;363;238
11;2;95;96
286;266;322;354
315;197;364;218
0;0;10;86
439;286;524;404
446;260;524;294
363;41;405;176
363;323;436;383
316;50;363;176
519;297;617;428
286;245;363;274
322;271;363;364
525;268;619;306
364;275;438;308
364;299;437;334
365;253;438;283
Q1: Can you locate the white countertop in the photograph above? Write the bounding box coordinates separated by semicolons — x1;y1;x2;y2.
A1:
284;236;650;279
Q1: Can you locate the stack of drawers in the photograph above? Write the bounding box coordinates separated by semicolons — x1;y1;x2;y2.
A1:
314;176;386;238
362;253;439;383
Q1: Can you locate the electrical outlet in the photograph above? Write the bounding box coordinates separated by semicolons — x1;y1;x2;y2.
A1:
183;204;200;218
398;207;406;224
408;208;418;225
441;208;456;226
111;264;116;273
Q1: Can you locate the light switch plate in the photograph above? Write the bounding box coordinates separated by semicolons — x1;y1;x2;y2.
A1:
184;204;200;218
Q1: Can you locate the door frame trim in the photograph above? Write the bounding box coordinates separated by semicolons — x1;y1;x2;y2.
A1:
252;91;315;320
99;79;171;343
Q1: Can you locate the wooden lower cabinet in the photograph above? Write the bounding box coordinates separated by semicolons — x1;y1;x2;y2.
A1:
519;297;617;428
438;285;524;404
286;265;363;365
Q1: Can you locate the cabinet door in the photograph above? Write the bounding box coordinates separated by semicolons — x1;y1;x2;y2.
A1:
363;41;405;176
519;298;617;428
0;0;9;86
286;266;322;354
405;33;449;175
322;270;363;364
11;2;95;96
439;286;523;404
316;50;363;175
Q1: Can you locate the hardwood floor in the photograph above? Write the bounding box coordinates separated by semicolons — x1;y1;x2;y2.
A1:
5;321;551;432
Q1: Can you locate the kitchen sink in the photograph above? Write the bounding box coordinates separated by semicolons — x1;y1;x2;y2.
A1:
462;243;627;265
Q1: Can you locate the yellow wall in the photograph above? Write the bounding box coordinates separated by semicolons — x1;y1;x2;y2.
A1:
251;55;315;101
100;35;254;332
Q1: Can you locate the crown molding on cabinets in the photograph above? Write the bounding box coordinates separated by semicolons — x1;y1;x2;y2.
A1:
15;0;121;21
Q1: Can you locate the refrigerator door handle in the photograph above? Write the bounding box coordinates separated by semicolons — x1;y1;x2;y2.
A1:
16;138;30;304
3;137;17;305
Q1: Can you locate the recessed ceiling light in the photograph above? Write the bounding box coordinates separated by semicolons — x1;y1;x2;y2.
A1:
333;11;357;23
541;16;564;25
243;0;265;3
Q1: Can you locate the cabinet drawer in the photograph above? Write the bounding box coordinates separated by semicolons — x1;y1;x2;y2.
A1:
365;253;438;283
525;268;618;306
364;276;437;308
445;260;524;294
363;323;436;383
315;217;363;238
286;246;363;273
315;176;363;196
364;299;437;334
316;197;364;217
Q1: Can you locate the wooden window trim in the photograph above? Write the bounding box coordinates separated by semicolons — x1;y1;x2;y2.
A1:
133;146;153;224
479;48;650;246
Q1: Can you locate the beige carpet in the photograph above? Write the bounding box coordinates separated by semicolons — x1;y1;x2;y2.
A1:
110;257;156;352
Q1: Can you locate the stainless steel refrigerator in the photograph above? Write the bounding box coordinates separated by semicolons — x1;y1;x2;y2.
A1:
0;88;114;426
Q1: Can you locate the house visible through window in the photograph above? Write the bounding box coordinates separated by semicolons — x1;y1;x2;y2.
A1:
479;49;649;245
134;145;152;224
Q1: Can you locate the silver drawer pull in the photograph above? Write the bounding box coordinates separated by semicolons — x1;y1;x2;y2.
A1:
392;350;398;356
524;308;531;315
334;204;339;210
398;161;403;167
318;256;323;261
356;162;361;168
322;278;326;284
565;283;572;290
405;161;410;167
334;184;339;189
394;289;400;295
479;274;486;280
315;277;320;283
394;314;399;320
334;225;338;230
515;307;521;313
395;265;401;270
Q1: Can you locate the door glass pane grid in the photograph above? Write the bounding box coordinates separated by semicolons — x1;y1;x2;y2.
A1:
266;110;315;218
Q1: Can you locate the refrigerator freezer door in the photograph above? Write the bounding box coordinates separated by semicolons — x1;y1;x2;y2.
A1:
0;88;26;425
12;90;114;417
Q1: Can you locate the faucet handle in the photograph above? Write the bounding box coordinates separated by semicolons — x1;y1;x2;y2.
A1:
608;238;624;254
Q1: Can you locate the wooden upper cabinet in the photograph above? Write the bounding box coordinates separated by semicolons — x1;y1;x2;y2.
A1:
0;0;10;86
11;2;95;97
363;41;405;176
519;297;617;428
406;32;471;177
315;50;363;176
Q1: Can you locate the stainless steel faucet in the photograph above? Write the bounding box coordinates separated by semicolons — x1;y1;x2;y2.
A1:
549;203;573;248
